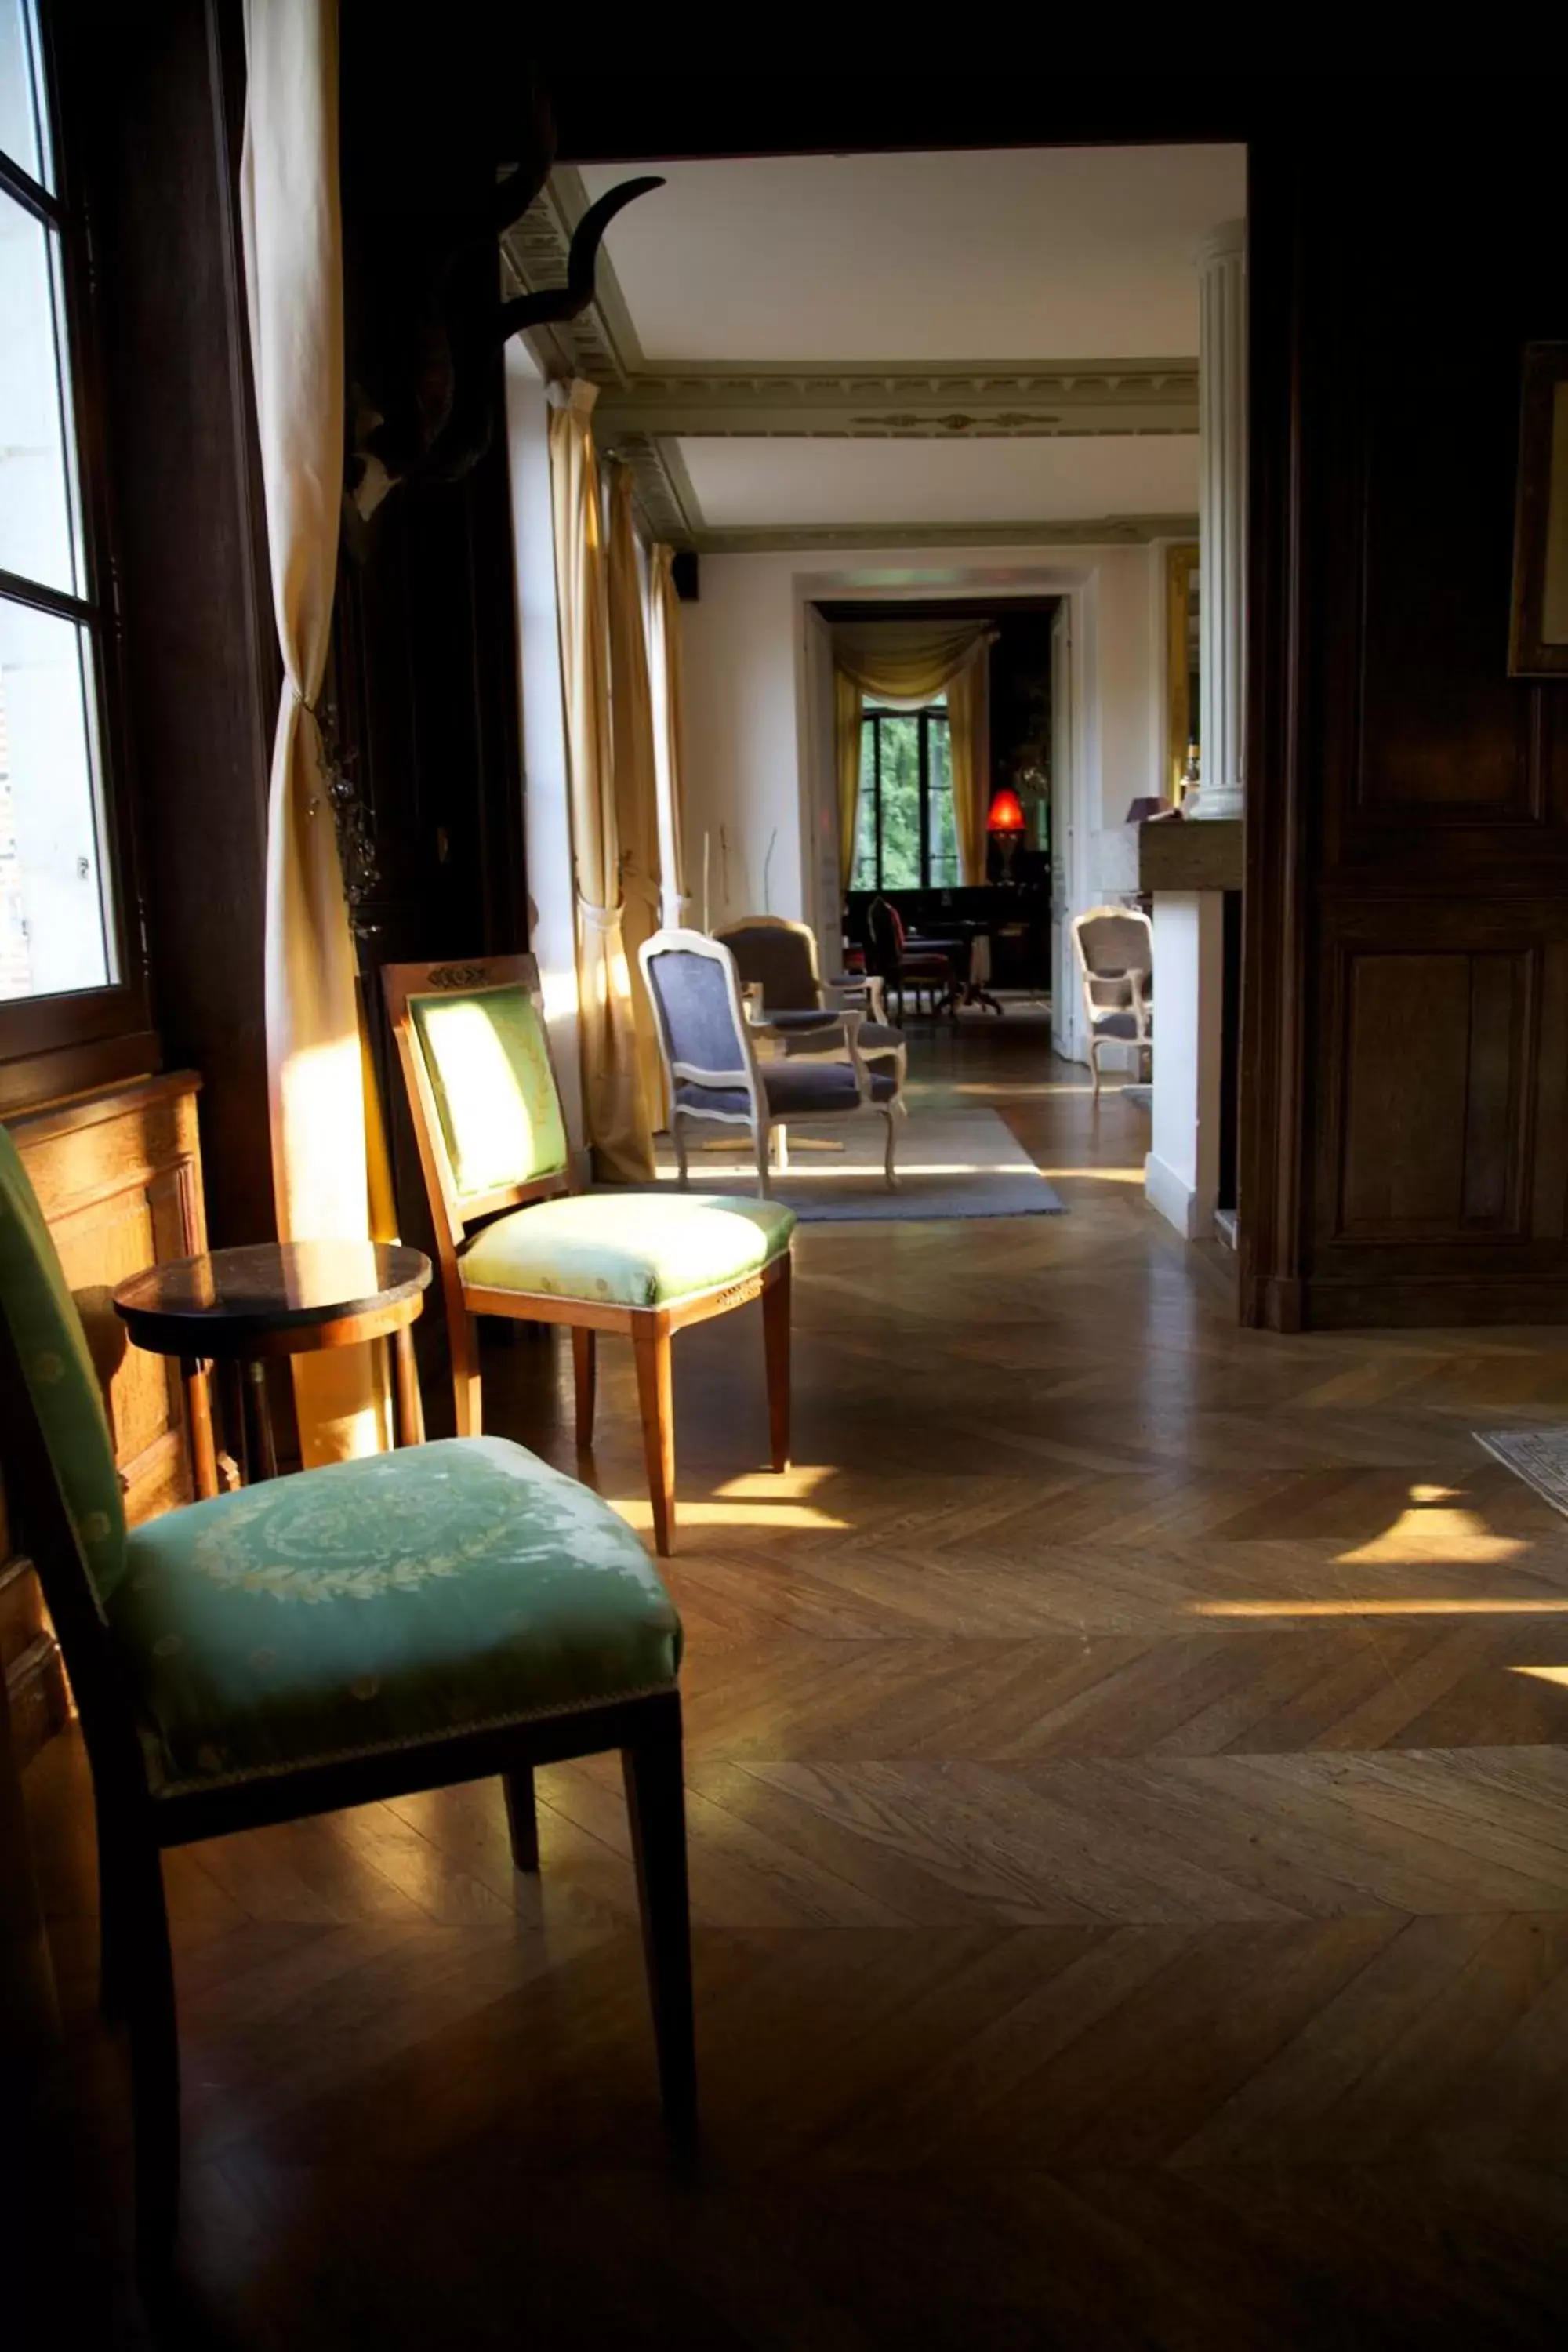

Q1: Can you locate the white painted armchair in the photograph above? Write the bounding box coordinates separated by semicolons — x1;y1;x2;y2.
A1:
640;929;908;1195
1071;906;1153;1097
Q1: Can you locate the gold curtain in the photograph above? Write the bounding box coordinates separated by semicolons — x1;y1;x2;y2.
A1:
648;544;688;928
946;641;993;887
606;464;664;1127
832;622;996;891
547;383;654;1184
833;621;993;703
241;0;390;1462
835;669;863;888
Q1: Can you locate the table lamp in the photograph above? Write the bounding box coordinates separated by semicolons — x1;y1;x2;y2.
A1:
987;786;1026;884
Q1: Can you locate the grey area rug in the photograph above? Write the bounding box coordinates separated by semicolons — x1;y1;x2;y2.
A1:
645;1107;1065;1224
1474;1428;1568;1517
1122;1084;1152;1111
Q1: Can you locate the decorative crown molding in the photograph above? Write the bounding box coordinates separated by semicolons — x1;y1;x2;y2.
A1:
593;363;1198;443
680;514;1200;557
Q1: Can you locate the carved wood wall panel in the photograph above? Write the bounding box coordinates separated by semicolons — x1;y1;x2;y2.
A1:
1243;100;1568;1329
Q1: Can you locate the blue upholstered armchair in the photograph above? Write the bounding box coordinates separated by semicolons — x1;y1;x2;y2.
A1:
639;929;908;1196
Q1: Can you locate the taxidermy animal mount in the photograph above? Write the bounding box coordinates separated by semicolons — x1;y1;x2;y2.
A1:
344;86;661;535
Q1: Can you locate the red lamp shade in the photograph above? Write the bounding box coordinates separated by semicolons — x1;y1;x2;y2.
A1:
986;787;1026;835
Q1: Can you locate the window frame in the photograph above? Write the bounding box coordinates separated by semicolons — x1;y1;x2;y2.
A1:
855;702;955;894
0;1;152;1112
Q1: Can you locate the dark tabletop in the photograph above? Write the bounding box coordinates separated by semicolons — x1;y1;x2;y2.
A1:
113;1240;430;1350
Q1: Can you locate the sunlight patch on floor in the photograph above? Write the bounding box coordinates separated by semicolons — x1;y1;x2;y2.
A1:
1335;1506;1526;1565
713;1465;838;1501
610;1497;850;1533
1193;1596;1565;1618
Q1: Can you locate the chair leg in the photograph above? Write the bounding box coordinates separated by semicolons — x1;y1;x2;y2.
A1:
754;1120;771;1201
672;1112;690;1189
503;1766;540;1873
622;1717;697;2141
632;1318;676;1557
571;1327;597;1450
762;1257;791;1473
450;1304;482;1436
124;1835;180;2282
882;1105;902;1192
1090;1040;1102;1099
775;1123;789;1175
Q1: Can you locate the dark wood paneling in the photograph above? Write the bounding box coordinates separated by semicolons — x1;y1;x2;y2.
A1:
1243;89;1568;1329
1335;950;1529;1240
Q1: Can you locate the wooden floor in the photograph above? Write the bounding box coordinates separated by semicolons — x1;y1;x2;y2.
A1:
24;1011;1568;2347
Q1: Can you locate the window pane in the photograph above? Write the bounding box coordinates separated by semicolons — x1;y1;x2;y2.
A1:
0;190;83;594
0;0;50;190
879;715;921;889
0;597;114;998
852;720;878;890
927;717;960;887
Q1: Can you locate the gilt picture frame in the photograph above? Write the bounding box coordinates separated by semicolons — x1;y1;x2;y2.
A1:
1508;342;1568;677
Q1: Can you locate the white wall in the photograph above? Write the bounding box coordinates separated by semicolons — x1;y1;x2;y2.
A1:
681;554;808;931
680;540;1166;1049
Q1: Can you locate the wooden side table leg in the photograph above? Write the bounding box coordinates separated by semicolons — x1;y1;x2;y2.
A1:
394;1323;426;1446
241;1360;278;1481
180;1357;220;1501
216;1359;247;1487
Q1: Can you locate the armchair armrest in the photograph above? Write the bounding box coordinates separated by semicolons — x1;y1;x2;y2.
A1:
826;975;889;1025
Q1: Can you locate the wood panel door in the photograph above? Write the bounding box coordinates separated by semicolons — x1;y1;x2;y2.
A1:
1242;96;1568;1329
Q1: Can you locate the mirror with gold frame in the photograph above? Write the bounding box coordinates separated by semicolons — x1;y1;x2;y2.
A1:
1164;541;1200;800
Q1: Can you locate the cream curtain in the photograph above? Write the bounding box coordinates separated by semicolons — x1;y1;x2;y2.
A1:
833;622;996;891
946;642;993;887
835;669;864;889
648;544;688;929
241;0;390;1464
547;383;654;1184
606;464;664;1127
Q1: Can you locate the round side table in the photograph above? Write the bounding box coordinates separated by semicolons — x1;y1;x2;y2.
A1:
113;1240;432;1495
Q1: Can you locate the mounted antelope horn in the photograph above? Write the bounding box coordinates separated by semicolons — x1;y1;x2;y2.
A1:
495;175;665;341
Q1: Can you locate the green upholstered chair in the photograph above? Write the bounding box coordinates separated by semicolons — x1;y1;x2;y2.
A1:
0;1120;694;2278
383;954;795;1558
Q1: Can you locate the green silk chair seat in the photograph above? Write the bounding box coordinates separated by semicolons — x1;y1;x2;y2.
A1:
109;1438;681;1795
460;1190;795;1309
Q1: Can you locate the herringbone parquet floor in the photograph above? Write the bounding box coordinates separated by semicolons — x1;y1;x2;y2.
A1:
24;1013;1568;2347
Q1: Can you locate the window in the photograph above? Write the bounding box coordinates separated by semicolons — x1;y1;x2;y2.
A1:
1;0;120;1011
851;698;958;892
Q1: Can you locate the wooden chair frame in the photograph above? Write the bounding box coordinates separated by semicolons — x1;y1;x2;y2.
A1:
383;953;791;1558
640;927;908;1199
0;1309;695;2285
1071;905;1154;1098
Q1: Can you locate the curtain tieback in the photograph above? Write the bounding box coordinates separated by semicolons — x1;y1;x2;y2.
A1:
577;896;626;938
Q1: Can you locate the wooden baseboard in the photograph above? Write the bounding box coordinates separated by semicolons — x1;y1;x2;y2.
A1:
1301;1276;1568;1330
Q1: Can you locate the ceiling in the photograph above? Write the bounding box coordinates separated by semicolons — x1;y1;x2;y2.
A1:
576;147;1246;365
678;435;1201;532
506;143;1245;550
